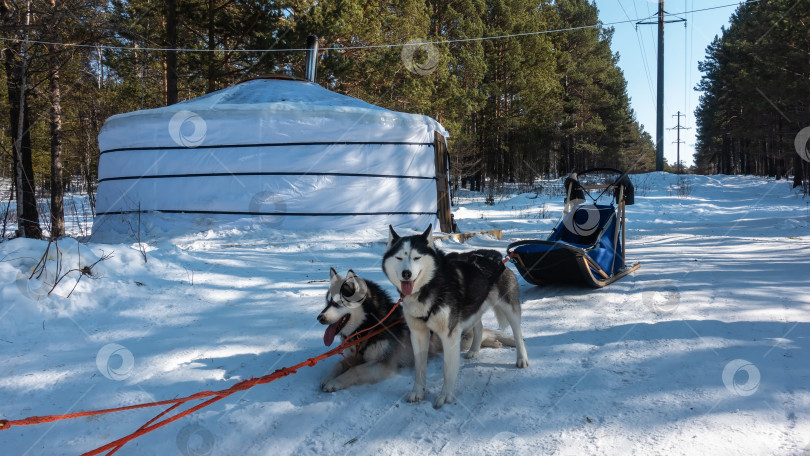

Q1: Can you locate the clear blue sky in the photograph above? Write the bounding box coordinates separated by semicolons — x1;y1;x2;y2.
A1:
591;0;740;167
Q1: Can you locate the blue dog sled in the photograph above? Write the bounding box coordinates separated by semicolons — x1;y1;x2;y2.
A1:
507;168;641;288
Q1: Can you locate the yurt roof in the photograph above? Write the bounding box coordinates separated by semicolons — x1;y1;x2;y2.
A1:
98;79;448;153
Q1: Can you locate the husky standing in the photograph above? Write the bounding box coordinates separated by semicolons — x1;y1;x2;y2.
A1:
383;225;529;408
318;268;514;393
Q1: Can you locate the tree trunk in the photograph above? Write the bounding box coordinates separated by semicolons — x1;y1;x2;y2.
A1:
165;0;178;105
3;41;41;239
48;44;65;238
207;0;216;93
793;152;806;189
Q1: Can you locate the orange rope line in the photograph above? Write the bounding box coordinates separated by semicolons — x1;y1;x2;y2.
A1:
0;300;403;456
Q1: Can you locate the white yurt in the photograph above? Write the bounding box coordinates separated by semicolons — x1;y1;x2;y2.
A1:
92;77;452;237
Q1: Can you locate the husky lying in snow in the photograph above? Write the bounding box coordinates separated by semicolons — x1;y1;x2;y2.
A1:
318;268;514;393
383;225;529;408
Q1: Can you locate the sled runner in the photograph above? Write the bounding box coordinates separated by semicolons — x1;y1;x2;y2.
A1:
507;168;641;288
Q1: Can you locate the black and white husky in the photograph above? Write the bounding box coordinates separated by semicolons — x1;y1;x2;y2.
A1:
318;268;513;393
383;225;529;408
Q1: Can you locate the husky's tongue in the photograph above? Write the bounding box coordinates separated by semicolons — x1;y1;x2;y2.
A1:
323;322;339;346
400;280;414;296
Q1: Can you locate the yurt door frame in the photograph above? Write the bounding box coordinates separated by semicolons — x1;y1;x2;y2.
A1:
434;131;453;233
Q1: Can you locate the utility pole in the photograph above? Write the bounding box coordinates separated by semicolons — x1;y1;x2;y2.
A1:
637;1;685;172
669;111;690;174
656;0;664;172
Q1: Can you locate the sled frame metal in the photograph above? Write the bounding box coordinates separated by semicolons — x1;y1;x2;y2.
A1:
508;168;640;288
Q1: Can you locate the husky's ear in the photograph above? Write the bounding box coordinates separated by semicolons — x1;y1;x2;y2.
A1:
346;269;358;280
423;224;434;247
388;225;400;246
329;267;340;282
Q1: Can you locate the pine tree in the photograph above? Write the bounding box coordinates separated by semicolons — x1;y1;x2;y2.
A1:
694;0;810;183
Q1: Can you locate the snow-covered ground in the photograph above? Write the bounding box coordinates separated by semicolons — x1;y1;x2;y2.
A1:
1;173;808;455
0;182;95;239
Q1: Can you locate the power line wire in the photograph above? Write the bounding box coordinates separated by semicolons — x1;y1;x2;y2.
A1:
0;0;759;53
617;0;656;104
630;1;657;102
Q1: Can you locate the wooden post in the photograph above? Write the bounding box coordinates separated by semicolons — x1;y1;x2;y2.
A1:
621;199;627;269
610;185;623;274
434;132;453;233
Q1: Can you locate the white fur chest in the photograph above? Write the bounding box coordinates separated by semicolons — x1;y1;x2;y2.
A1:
402;295;431;319
402;294;453;334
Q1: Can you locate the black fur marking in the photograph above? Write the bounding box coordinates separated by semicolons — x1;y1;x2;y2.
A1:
446;249;506;287
346;280;409;356
398;238;506;333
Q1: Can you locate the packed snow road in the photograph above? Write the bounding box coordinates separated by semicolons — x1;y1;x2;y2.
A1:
1;173;808;455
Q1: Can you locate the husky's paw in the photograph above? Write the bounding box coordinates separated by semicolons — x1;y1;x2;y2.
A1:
321;379;345;392
406;389;424;403
433;391;455;409
465;349;480;359
516;357;529;368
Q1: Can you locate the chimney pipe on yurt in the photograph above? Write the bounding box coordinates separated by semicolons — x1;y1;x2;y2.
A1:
305;35;318;83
